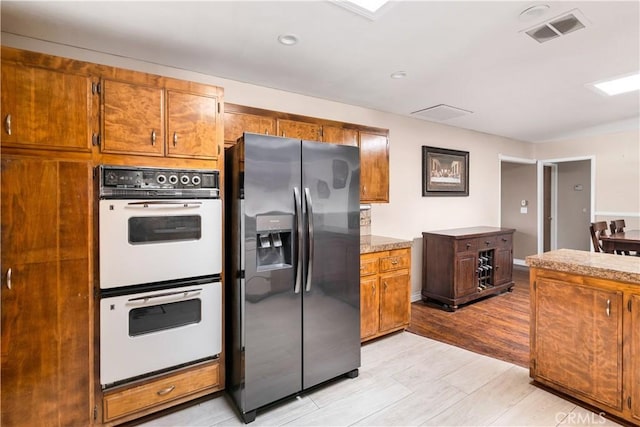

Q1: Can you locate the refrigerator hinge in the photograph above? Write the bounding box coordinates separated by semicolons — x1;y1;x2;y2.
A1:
93;405;98;420
92;133;101;146
92;82;101;95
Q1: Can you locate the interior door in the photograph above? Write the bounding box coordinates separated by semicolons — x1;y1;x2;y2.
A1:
301;140;360;389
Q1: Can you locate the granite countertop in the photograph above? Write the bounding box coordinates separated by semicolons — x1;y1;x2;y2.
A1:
360;235;412;254
526;249;640;284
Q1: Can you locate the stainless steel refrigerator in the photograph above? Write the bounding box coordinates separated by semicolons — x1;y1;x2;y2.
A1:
225;133;361;423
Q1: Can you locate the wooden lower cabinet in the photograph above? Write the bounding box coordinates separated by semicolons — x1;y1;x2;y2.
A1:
1;157;92;427
102;361;221;425
530;268;639;424
360;248;411;342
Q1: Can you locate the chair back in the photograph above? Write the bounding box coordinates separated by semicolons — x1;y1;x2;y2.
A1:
610;219;626;234
589;221;608;252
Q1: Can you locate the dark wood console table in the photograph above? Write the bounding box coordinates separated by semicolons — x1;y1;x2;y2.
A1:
421;226;515;311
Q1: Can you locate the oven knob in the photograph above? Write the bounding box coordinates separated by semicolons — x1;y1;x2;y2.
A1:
169;175;178;184
180;175;190;185
156;174;167;184
191;175;201;186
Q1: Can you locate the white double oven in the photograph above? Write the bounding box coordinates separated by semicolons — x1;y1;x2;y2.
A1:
97;165;222;388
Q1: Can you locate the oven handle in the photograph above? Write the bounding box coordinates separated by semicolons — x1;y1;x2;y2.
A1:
126;288;202;305
126;201;203;208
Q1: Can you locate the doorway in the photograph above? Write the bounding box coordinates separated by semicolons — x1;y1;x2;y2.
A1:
538;157;595;253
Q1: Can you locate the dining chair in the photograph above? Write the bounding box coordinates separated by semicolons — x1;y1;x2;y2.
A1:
589;221;608;252
609;219;630;255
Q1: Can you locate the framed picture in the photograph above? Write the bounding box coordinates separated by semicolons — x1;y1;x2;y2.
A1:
422;146;469;196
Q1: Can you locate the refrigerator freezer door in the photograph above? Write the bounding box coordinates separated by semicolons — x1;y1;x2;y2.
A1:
243;134;303;411
301;141;361;389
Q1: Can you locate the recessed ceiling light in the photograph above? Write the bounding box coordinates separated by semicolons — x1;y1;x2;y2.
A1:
278;34;299;46
390;71;407;79
519;4;550;21
590;73;640;96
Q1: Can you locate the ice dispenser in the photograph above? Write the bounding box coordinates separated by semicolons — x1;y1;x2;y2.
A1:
256;214;293;270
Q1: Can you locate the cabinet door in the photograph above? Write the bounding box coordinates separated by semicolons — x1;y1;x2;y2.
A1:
379;270;410;332
534;278;623;411
277;119;321;141
454;253;478;297
631;294;640;423
102;79;164;156
359;131;389;202
494;247;513;285
360;276;380;340
1;62;91;151
322;125;358;146
1;158;91;426
224;111;276;147
167;90;218;159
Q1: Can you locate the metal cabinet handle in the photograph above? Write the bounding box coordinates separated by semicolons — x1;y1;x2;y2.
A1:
383;281;388;291
282;131;286;137
372;284;375;296
363;185;367;195
606;299;611;317
391;259;399;265
151;130;156;146
485;241;491;246
6;268;12;290
173;132;178;147
4;114;11;135
156;385;175;396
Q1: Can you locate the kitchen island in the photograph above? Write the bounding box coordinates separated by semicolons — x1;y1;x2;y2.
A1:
360;235;412;342
526;249;640;425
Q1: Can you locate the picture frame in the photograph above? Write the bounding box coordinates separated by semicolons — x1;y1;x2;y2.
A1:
422;146;469;196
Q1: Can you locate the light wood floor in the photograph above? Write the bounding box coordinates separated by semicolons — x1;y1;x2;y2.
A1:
135;332;621;427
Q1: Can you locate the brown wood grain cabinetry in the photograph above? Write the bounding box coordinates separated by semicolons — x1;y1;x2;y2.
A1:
224;110;276;147
360;248;411;342
102;361;221;425
276;118;321;141
530;268;639;424
322;125;358;146
101;79;221;159
359;131;389;202
422;227;515;311
223;103;389;203
1;62;93;152
1;157;92;427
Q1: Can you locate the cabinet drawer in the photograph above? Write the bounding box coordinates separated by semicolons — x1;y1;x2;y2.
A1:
103;362;219;422
496;233;512;248
379;249;410;272
456;238;478;253
360;255;378;276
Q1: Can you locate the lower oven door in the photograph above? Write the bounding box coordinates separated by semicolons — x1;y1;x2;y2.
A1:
100;280;222;387
99;198;222;289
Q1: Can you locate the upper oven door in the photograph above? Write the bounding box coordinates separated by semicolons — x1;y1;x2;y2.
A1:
99;199;222;289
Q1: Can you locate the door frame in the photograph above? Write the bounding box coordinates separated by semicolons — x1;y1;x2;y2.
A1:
536;155;596;254
498;154;537;265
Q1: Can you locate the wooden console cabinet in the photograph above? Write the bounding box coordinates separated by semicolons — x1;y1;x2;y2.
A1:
421;226;515;310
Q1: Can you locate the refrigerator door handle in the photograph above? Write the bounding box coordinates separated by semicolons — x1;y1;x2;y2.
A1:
304;187;314;292
293;187;303;294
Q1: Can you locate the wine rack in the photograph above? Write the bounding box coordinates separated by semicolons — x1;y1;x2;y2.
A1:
477;250;493;291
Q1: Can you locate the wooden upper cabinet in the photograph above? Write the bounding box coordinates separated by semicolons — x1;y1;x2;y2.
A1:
167;90;218;159
102;79;165;156
276;118;321;141
0;62;92;152
322;125;358;146
359;131;389;203
224;111;276;147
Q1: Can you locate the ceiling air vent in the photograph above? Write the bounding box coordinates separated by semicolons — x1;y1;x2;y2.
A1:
524;10;588;43
411;104;473;121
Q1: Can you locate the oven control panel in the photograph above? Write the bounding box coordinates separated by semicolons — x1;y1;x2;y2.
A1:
98;165;220;199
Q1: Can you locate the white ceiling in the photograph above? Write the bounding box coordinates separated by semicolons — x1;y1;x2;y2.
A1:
2;1;639;143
